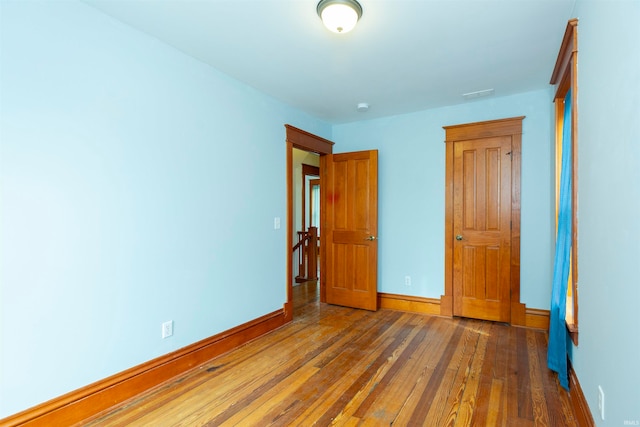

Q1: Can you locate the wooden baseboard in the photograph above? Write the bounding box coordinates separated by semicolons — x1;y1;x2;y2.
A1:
524;307;550;330
383;293;549;331
1;307;288;427
511;301;527;327
569;362;596;426
378;293;441;316
439;294;453;317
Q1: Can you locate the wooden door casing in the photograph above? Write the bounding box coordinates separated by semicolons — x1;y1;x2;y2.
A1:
442;117;527;326
453;137;512;322
285;125;334;321
323;150;378;311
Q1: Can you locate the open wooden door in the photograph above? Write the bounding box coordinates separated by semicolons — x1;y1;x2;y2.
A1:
322;150;378;311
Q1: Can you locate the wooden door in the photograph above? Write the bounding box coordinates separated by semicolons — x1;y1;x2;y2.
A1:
323;150;378;311
453;137;512;322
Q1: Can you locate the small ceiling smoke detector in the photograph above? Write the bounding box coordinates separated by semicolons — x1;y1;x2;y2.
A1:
357;102;369;112
462;88;495;100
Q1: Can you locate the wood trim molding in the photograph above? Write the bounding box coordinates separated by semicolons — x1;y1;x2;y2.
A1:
285;125;334;310
524;307;550;331
286;140;294;321
568;362;596;427
442;116;526;142
441;117;528;326
1;308;287;427
510;128;525;326
302;164;320;176
319;154;327;303
550;18;578;91
378;293;442;316
550;19;580;345
380;292;548;331
301;164;320;231
285;124;334;154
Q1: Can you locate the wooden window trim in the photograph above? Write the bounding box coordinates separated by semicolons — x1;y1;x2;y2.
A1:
550;18;579;345
301;164;320;231
308;178;320;230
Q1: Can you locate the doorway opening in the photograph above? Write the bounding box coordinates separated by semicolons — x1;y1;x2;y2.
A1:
285;125;379;319
285;125;333;321
293;157;320;285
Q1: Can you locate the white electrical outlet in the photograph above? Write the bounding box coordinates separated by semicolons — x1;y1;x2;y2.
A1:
162;320;173;339
598;385;605;420
274;217;281;230
405;276;412;286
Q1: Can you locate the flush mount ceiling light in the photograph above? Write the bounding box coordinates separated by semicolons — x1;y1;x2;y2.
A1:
317;0;363;34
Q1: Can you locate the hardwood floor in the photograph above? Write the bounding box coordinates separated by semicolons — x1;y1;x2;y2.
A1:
83;282;578;426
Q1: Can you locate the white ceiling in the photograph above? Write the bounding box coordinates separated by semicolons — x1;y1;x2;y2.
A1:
83;0;577;124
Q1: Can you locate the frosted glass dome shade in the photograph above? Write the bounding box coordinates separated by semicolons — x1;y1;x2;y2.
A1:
317;0;363;34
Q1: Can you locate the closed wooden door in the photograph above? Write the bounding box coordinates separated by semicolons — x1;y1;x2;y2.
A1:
323;150;378;311
453;137;512;322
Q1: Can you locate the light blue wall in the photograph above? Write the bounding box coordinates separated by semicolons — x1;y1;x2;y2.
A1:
0;1;329;417
570;1;640;425
332;89;555;309
2;0;637;423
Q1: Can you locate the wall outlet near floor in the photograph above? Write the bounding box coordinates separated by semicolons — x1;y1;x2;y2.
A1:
162;320;174;339
404;276;412;286
598;385;605;420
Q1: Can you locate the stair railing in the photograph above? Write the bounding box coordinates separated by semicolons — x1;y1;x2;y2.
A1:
292;226;318;282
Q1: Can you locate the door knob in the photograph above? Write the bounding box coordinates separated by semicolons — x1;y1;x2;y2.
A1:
365;235;377;241
456;235;463;241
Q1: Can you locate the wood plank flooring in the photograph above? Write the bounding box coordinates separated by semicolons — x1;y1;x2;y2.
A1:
83;282;578;426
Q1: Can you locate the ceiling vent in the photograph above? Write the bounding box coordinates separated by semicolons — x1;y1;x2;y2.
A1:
462;88;495;100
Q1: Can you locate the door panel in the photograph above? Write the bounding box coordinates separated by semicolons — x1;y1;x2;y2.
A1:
324;150;378;311
453;137;512;322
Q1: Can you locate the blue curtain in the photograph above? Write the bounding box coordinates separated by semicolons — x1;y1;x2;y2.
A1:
548;89;572;390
